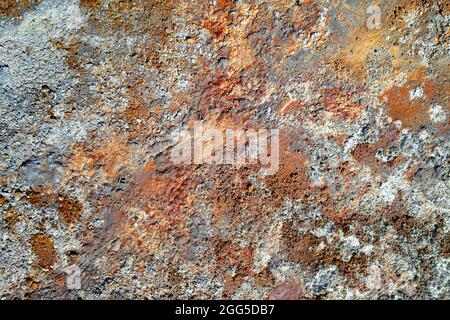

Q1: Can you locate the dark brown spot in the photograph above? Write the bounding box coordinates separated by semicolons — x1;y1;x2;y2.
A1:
57;193;83;225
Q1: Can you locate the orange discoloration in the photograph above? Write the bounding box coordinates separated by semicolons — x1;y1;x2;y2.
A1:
196;69;243;115
57;193;83;225
95;137;130;178
25;278;40;292
265;142;309;205
103;162;197;266
331;133;348;148
67;136;132;181
31;234;57;270
351;123;403;172
214;239;254;298
77;0;175;71
121;82;160;141
123;97;148;122
444;1;450;15
64;40;86;75
25;188;55;207
0;0;18;16
204;3;258;76
255;266;275;287
380;196;416;237
289;1;320;34
352;143;375;163
12;0;443;299
282;221;321;268
144;161;156;172
203;20;226;38
204;0;235;37
24;189;83;225
341;31;382;73
79;0;101;9
210;168;268;248
0;0;40;18
5;208;20;229
135;163;196;215
441;233;450;257
66;143;97;180
380;84;427;129
218;0;235;10
278;100;301;116
54;274;66;288
327;206;356;234
379;68;447;130
321;87;364;120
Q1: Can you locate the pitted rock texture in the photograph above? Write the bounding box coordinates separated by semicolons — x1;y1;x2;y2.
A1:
0;0;449;299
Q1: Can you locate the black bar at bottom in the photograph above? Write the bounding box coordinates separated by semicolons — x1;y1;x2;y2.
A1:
0;300;445;319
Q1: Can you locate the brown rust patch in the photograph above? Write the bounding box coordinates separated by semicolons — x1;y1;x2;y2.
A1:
80;0;175;68
30;234;57;269
67;136;133;181
5;208;20;227
214;239;254;298
218;0;234;10
24;277;40;292
333;0;444;77
134;162;196;215
64;40;85;74
120;82;160;142
53;274;66;288
278;99;301;116
329;253;368;278
380;84;427;130
289;1;321;35
321;87;364;120
57;193;83;225
327;206;356;235
380;195;415;237
0;194;6;205
255;266;275;287
351;143;373;163
441;233;450;258
265;143;309;205
282;221;321;269
24;189;83;225
379;68;447;131
0;0;41;18
282;202;369;278
165;263;183;286
212;167;262;220
25;188;55;207
3;208;21;233
79;0;101;9
0;0;17;16
203;20;226;38
351;123;403;172
195;68;244;116
97;161;196;270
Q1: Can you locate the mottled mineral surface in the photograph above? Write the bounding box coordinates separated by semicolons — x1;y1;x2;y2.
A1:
0;0;448;299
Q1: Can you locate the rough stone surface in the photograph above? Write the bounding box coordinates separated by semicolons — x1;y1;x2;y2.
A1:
0;0;448;299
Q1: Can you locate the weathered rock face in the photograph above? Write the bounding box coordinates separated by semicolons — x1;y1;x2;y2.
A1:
0;0;448;299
